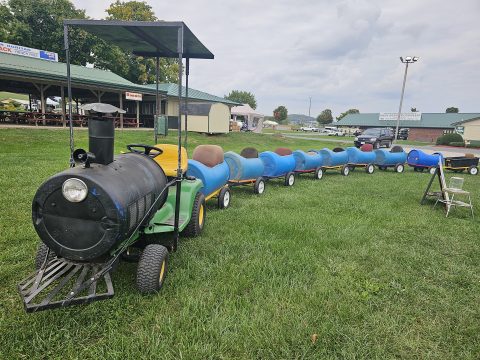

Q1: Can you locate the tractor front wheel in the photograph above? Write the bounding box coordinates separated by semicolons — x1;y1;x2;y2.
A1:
136;244;169;294
182;192;206;237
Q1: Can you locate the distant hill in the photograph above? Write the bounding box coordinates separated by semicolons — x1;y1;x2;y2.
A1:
287;114;316;125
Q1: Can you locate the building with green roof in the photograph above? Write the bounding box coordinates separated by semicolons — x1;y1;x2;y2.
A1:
336;112;480;142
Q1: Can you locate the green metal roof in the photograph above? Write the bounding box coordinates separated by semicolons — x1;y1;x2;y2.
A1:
451;116;480;126
336;113;480;129
142;83;241;105
0;52;162;95
64;20;214;59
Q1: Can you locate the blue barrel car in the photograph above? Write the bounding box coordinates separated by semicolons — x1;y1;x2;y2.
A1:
224;147;266;194
374;145;407;173
407;149;444;174
259;148;296;186
318;147;350;176
293;150;324;179
346;147;377;174
187;145;231;208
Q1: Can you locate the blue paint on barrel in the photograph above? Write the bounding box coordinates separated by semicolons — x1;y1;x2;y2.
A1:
224;151;264;181
259;151;296;177
292;150;324;171
187;160;230;196
374;149;407;166
346;147;376;164
319;148;349;166
407;149;443;167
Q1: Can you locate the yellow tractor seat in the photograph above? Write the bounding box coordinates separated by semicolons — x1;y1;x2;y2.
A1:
152;144;188;176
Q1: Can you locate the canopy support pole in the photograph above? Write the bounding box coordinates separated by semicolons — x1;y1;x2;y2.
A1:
154;56;159;144
173;25;184;252
119;92;123;129
184;57;189;150
63;24;75;167
60;86;66;127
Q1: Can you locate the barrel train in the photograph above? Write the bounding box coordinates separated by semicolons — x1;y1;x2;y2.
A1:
19;120;478;311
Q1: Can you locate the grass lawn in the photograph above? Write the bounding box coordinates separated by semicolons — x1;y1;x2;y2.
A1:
1;128;479;359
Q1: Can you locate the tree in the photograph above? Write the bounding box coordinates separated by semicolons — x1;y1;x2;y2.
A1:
316;109;333;124
446;107;459;113
411;107;418;112
336;109;359;121
103;0;179;84
273;106;288;123
0;0;94;65
224;90;257;109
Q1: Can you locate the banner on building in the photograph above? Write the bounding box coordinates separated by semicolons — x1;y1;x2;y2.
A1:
125;92;143;101
0;42;58;62
379;112;422;121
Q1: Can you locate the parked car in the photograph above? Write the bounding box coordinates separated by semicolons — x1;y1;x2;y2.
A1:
354;128;394;148
300;126;317;132
323;126;345;136
396;128;409;140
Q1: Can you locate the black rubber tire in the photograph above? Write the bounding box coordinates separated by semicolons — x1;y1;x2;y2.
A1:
366;164;375;174
254;177;266;194
218;187;231;209
284;172;295;186
395;163;404;173
136;244;169;294
373;142;380;149
182;192;206;237
469;166;478;175
341;165;350;176
35;242;55;270
314;167;323;180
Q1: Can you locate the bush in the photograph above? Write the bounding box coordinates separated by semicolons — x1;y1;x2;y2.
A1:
449;142;465;147
467;140;480;148
436;133;464;145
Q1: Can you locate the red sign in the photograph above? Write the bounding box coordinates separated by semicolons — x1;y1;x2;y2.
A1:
125;92;142;101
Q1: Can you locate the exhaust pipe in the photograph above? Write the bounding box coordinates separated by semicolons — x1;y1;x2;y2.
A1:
88;115;114;165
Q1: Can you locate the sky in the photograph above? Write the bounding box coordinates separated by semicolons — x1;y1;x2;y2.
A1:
72;0;480;118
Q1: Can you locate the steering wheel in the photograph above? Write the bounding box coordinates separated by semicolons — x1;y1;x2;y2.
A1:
127;144;163;157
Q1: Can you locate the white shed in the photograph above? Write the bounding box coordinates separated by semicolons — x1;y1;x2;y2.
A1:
180;102;230;134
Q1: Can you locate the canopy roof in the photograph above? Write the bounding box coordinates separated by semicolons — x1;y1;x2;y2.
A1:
231;103;264;117
64;20;214;59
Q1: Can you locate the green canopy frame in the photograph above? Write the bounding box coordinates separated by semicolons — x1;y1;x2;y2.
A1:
63;19;214;249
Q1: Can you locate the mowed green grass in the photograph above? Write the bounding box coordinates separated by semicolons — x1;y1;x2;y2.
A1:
1;128;479;359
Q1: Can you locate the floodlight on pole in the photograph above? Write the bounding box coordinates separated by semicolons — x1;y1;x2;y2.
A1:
393;56;419;144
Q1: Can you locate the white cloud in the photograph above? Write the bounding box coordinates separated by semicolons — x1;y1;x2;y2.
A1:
73;0;480;117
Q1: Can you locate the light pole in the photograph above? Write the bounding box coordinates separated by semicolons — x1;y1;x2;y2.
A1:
393;56;419;144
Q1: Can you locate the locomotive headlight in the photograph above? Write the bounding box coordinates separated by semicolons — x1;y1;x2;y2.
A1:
62;178;88;202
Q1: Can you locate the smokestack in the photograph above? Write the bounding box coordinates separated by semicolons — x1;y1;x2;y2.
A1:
88;116;114;165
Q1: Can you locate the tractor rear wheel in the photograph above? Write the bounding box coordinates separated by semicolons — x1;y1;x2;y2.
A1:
136;244;169;294
218;187;231;209
182;192;206;237
35;242;55;270
254;177;266;194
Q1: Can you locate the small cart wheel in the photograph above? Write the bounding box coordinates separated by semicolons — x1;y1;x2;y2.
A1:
35;242;55;270
341;165;350;176
182;192;206;237
366;164;375;174
218;187;231;209
136;244;169;294
394;163;404;173
428;167;437;175
469;166;478;175
314;167;323;180
254;177;266;194
284;172;295;186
